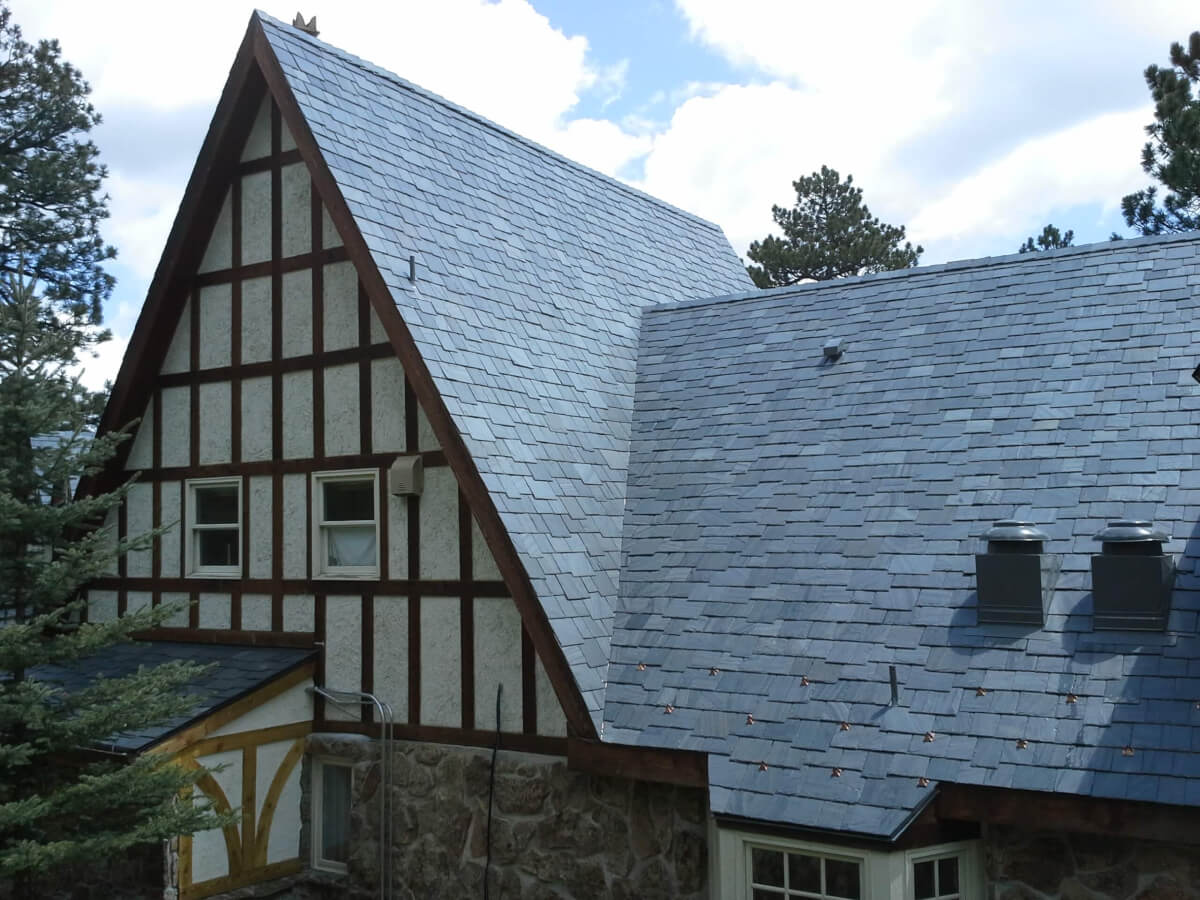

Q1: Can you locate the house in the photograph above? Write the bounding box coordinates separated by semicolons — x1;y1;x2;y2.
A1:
79;10;1200;900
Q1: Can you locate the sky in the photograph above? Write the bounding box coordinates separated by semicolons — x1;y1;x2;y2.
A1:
9;0;1199;389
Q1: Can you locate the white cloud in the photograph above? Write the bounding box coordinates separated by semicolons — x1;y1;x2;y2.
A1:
76;331;130;393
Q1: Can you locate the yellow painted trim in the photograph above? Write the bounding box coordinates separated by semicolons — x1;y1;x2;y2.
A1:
241;744;257;866
177;755;243;876
253;737;306;867
150;663;313;756
186;720;311;759
180;857;304;900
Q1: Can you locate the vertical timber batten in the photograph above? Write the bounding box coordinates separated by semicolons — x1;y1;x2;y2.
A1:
253;22;597;740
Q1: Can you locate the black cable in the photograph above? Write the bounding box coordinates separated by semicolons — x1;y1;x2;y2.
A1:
483;683;502;900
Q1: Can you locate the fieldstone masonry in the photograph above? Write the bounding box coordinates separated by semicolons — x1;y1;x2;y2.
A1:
987;826;1200;900
303;734;709;900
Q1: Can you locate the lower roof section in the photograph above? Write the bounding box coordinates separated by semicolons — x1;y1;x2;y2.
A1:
34;641;316;754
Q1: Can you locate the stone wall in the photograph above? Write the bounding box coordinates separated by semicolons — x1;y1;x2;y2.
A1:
987;826;1200;900
304;735;709;900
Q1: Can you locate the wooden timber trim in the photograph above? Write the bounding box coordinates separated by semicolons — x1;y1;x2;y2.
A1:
193;244;348;287
934;783;1200;846
253;18;597;741
567;739;708;789
176;759;242;876
316;720;567;756
87;21;267;496
155;340;392;388
184;720;310;759
252;737;306;865
182;859;304;900
237;146;302;176
149;662;314;755
135;626;316;648
122;448;447;484
96;575;507;596
459;490;474;729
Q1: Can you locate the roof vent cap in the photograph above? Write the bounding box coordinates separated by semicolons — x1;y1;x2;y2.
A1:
823;338;845;361
1091;520;1173;630
976;520;1058;626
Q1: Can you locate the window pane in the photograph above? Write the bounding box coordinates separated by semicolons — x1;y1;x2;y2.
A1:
323;479;375;521
914;860;936;900
754;891;785;900
788;852;821;894
825;859;861;900
938;857;959;896
752;848;785;887
326;525;376;567
198;529;239;567
195;485;237;524
321;764;351;864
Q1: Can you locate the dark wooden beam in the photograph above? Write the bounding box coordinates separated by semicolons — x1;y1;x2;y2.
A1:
137;627;315;648
567;739;708;789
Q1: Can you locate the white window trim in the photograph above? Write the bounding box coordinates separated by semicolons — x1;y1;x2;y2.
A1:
712;821;983;900
311;757;352;874
312;468;380;579
185;477;242;578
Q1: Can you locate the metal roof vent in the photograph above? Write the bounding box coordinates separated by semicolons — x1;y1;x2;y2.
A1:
389;455;423;496
823;338;845;361
1091;520;1174;631
976;520;1058;625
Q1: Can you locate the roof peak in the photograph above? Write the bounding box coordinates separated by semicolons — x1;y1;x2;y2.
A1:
252;10;728;239
649;229;1200;316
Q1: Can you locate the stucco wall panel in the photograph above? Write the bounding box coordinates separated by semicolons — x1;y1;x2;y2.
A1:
321;205;340;249
125;482;153;577
536;654;568;738
161;591;189;628
241;171;272;266
242;593;272;631
125;402;153;470
473;597;522;733
198;284;232;370
241;376;273;462
197;189;232;274
161;300;191;374
324;595;362;722
198;382;232;465
323;261;358;352
198;592;231;630
160;482;181;578
241;97;271;161
419;466;458;580
190;748;240;884
368;303;387;345
417;405;439;451
323;363;360;457
373;595;408;722
256;738;303;865
280;117;297;153
127;591;152;614
212;681;311;738
99;508;118;575
281;269;313;358
280;162;311;258
387;493;408;579
249;476;273;579
472;517;501;581
419;596;461;727
160;386;190;468
281;371;314;460
283;593;314;633
88;590;116;623
282;474;307;578
241;277;272;364
371;357;405;453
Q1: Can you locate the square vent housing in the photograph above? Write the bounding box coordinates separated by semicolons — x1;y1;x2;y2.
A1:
976;521;1059;626
1091;520;1174;631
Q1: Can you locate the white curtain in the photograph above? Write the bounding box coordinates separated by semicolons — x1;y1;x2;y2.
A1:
326;525;376;567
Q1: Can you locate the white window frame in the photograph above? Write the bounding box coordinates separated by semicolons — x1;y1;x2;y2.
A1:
185;477;242;578
712;822;983;900
311;758;352;874
312;469;380;579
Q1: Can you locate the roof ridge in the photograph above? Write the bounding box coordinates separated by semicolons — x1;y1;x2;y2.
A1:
254;10;729;238
646;229;1200;315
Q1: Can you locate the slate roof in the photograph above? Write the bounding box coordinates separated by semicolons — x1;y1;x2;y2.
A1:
257;13;751;727
607;234;1200;838
34;641;314;753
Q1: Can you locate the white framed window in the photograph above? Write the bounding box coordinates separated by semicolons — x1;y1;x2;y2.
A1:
714;824;982;900
312;759;352;873
186;478;241;577
312;469;379;578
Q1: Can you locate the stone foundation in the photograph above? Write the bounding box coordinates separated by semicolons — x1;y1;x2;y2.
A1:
987;826;1200;900
304;735;709;900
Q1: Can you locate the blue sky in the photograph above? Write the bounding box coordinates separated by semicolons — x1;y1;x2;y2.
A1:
8;0;1198;387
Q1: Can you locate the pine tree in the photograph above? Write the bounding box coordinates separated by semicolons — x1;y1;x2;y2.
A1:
746;166;922;287
0;7;221;895
1121;31;1200;235
1018;224;1074;253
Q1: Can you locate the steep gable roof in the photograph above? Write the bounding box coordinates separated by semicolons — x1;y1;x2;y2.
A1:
256;14;751;729
608;234;1200;837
